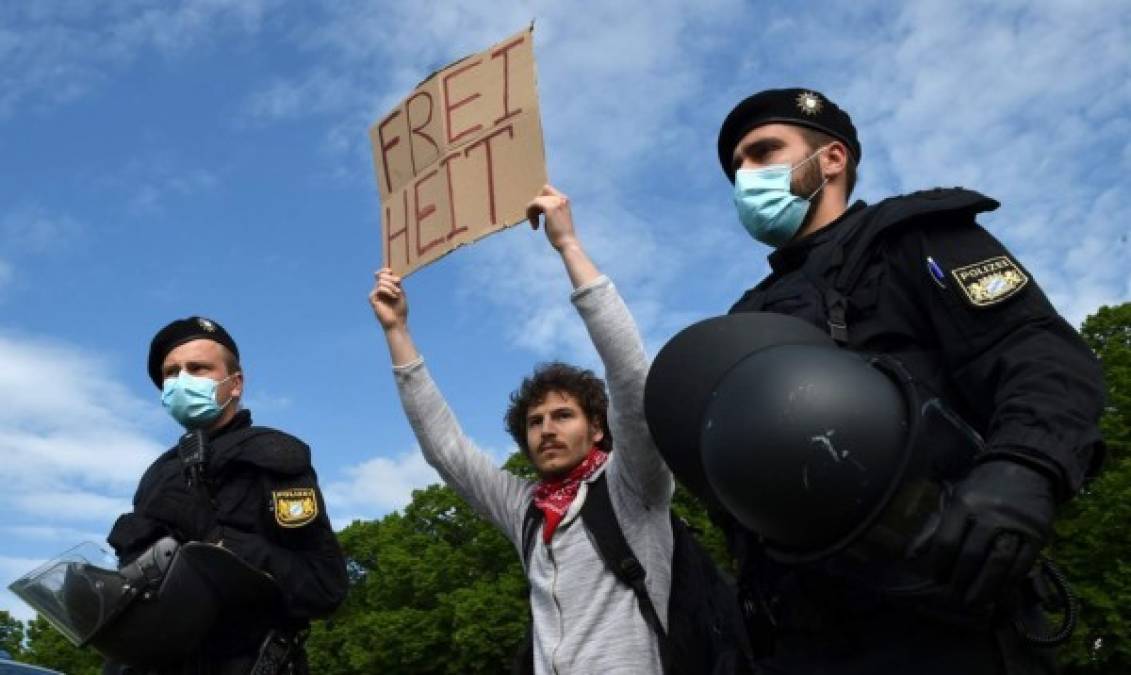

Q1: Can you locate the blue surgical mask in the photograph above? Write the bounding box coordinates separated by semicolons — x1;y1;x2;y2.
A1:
161;372;235;429
733;148;828;248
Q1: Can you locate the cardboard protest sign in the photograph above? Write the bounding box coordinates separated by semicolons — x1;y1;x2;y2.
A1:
370;25;547;276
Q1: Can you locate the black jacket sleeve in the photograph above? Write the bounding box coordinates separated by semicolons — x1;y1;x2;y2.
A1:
883;220;1105;496
212;465;348;622
107;451;190;563
106;512;168;561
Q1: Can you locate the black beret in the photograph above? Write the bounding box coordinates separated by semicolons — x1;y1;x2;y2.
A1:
717;88;861;182
147;316;239;388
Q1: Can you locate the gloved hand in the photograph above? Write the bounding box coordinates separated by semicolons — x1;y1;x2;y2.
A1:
929;459;1056;606
107;512;166;559
142;488;217;543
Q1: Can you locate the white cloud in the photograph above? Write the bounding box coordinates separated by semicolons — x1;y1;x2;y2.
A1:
323;448;441;526
14;492;133;524
0;206;86;304
0;334;164;527
0;205;83;254
0;0;272;118
125;166;219;215
1;525;108;544
1;555;48;622
324;440;515;527
232;0;1128;349
79;155;222;216
1;429;156;487
241;390;293;413
0;333;163;621
245;1;756;358
754;0;1131;326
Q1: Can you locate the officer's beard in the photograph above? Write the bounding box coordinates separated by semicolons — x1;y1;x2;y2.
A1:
790;152;827;234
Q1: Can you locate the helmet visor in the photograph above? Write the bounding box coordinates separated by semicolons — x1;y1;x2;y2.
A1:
7;542;128;646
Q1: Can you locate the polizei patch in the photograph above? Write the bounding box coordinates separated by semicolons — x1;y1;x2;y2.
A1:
273;488;318;528
950;255;1029;307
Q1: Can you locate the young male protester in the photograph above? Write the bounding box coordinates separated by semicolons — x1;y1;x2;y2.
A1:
369;185;674;674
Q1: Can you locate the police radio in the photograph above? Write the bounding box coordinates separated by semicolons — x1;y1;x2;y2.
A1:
177;429;210;490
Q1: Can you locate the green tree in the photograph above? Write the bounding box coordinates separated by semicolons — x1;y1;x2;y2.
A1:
0;610;25;658
21;615;101;674
306;448;730;674
1052;302;1131;674
1080;303;1131;460
307;483;529;674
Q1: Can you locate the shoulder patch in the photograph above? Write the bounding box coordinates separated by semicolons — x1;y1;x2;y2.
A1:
950;255;1029;307
273;488;318;528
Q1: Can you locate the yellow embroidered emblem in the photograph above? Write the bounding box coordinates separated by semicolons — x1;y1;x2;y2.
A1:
950;256;1029;307
273;488;318;528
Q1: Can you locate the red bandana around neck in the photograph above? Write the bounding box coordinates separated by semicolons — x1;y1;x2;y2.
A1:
532;448;608;543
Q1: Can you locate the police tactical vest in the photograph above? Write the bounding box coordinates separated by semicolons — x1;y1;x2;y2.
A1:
730;187;999;413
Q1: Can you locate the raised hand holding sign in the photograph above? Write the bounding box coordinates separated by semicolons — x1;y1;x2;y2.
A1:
370;25;548;276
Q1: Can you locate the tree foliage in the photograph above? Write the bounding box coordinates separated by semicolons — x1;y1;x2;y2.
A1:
10;302;1125;673
1080;303;1131;460
20;615;101;674
306;482;530;674
0;610;25;658
1051;302;1131;673
305;449;729;673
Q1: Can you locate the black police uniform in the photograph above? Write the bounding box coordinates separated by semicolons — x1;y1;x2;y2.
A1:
105;409;348;674
727;187;1106;674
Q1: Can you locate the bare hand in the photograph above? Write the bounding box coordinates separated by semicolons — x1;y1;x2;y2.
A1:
525;184;580;252
369;268;408;332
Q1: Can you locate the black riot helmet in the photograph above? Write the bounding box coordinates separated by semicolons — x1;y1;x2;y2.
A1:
645;313;983;583
9;539;283;668
643;312;836;514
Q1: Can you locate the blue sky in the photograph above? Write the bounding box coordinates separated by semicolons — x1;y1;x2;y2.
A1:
1;0;1128;620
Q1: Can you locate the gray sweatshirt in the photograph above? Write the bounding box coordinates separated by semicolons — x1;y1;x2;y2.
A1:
393;275;675;674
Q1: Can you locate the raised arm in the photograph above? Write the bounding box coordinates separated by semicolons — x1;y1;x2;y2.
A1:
370;269;419;367
368;270;532;543
526;185;674;506
526;184;600;290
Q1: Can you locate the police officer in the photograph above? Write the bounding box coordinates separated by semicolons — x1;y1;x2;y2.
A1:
714;88;1105;673
104;317;348;674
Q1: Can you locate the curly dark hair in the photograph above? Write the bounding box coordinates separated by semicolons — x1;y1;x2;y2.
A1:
504;361;612;456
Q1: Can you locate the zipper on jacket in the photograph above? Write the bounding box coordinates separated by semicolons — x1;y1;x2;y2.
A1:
548;542;564;675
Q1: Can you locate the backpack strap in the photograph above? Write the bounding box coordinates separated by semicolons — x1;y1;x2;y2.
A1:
520;475;673;670
580;474;672;669
515;500;542;675
520;499;542;568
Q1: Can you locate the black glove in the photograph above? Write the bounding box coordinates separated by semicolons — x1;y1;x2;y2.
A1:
929;459;1056;606
143;489;217;543
107;513;166;560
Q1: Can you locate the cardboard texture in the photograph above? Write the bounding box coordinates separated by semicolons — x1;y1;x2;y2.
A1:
370;26;547;276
